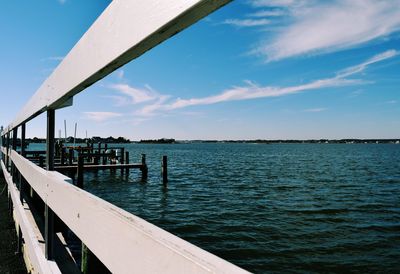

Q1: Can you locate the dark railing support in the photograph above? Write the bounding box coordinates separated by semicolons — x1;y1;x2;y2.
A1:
45;109;55;260
21;123;26;157
12;128;18;181
6;132;10;171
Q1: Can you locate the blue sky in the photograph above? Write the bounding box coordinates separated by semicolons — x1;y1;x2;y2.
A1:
1;0;399;140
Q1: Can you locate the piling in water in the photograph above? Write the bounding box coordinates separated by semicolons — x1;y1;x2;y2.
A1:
77;155;84;189
162;155;168;186
141;154;148;181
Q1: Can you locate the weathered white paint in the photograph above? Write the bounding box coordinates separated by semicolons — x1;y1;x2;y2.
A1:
1;161;61;274
10;150;248;273
7;0;231;130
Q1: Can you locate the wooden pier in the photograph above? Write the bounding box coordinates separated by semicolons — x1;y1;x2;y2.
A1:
0;0;248;273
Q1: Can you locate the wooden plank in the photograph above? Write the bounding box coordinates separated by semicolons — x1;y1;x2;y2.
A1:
54;163;143;172
10;150;248;273
8;0;231;130
1;160;61;274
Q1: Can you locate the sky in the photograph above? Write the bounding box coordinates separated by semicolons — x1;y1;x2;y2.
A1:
0;0;399;140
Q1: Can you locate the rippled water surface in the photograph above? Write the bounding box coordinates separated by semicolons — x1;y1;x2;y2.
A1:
66;143;399;273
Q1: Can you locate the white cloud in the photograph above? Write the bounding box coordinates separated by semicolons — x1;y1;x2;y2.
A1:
58;0;66;4
83;112;123;122
135;95;171;116
223;18;270;27
135;50;396;116
304;108;327;112
108;83;159;104
166;78;358;110
386;100;397;104
116;70;124;80
337;49;398;77
248;10;286;18
254;0;400;61
250;0;308;8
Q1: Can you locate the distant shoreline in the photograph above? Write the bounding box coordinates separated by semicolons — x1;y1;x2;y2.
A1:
23;137;400;145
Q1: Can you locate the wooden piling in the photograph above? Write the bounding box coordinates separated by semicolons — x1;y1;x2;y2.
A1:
69;148;73;165
39;155;44;168
125;151;129;173
162;156;168;186
141;154;148;181
120;148;125;175
120;148;125;164
61;147;66;165
77;155;84;189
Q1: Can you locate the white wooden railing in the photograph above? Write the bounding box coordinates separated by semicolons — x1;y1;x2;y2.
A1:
0;0;250;273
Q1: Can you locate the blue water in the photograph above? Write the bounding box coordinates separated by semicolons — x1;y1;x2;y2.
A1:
33;143;400;273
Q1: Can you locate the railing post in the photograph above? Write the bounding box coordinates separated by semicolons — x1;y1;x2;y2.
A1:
12;128;17;150
21;123;26;157
12;128;18;181
45;109;55;260
6;131;10;171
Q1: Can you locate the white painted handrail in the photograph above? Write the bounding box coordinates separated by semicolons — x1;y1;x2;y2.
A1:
4;0;231;132
9;150;248;274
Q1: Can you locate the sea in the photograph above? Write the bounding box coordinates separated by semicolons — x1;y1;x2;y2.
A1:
32;143;400;273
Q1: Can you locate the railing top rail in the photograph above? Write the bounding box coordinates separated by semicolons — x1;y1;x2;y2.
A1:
2;0;231;135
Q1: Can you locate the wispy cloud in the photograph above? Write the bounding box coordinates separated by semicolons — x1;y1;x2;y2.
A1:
166;78;358;110
57;0;66;4
251;0;400;61
386;100;397;104
83;112;123;122
250;0;308;8
108;83;160;105
223;18;270;27
116;70;124;80
337;49;398;77
349;89;364;98
135;50;396;116
248;10;286;18
304;108;327;112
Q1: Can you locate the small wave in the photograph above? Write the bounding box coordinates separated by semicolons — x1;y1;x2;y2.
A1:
286;208;350;215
